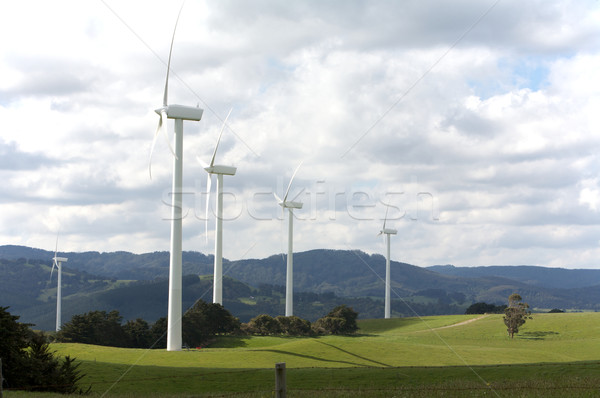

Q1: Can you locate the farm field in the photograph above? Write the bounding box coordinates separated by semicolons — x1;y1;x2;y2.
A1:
5;313;600;397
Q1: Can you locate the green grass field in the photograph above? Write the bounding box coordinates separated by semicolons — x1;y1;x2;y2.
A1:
5;313;600;397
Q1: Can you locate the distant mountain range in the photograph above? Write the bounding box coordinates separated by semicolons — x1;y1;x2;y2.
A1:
427;264;600;289
2;245;599;330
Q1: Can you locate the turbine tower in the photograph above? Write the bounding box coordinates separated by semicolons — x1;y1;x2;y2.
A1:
50;235;67;332
198;109;236;305
377;205;397;319
149;6;204;351
274;162;304;317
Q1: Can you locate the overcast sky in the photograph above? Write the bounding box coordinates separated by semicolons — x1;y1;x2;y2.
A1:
1;0;599;269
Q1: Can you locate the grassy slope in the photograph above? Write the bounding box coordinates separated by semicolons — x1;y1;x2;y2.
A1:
12;313;600;396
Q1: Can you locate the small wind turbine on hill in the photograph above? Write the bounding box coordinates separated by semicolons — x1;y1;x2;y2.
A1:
274;162;304;317
377;204;397;319
198;108;236;305
50;234;68;332
149;5;204;351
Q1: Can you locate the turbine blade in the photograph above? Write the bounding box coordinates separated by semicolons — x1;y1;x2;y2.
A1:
196;156;209;169
50;260;56;281
51;230;59;281
290;187;306;203
383;203;390;230
54;232;59;260
149;117;162;179
283;160;304;202
161;109;178;158
163;2;185;106
210;108;233;167
273;192;282;204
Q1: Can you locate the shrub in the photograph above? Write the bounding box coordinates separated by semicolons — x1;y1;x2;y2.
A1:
312;305;359;335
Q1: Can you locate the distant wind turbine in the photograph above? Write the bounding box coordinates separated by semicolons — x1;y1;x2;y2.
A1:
198;108;236;305
149;5;204;351
50;234;68;332
274;162;304;317
377;204;397;319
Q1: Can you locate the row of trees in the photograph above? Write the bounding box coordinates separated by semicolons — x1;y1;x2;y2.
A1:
244;305;358;336
0;306;87;393
465;302;507;314
56;301;359;348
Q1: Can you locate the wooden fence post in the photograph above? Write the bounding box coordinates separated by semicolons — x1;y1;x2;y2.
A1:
1;357;4;398
275;362;286;398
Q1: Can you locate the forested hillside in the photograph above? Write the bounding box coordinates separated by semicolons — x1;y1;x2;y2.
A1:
428;264;600;289
2;245;600;331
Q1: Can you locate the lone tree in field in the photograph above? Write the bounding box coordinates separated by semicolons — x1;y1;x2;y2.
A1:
503;293;532;338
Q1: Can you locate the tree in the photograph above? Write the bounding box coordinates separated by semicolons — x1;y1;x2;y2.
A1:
275;316;312;336
182;300;241;346
244;314;281;335
312;305;358;335
57;310;129;347
0;307;87;393
149;317;167;349
503;293;532;338
123;318;152;348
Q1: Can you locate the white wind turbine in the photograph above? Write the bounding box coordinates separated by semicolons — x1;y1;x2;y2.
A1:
377;205;397;319
198;108;236;305
274;162;304;317
50;234;68;332
149;6;204;351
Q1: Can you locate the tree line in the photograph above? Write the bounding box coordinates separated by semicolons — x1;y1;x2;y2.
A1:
56;300;359;349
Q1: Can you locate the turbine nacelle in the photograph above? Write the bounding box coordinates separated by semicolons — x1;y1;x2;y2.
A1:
280;201;303;209
53;257;68;263
204;165;237;176
380;228;397;235
155;105;204;121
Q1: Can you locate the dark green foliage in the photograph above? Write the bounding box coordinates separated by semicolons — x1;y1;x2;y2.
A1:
503;293;533;338
548;308;564;313
465;302;507;314
242;315;312;336
56;305;243;349
244;314;282;335
149;317;167;349
312;305;358;335
0;307;87;393
24;333;88;394
312;316;347;335
0;306;32;388
182;300;241;347
274;316;312;336
57;310;129;347
123;318;153;348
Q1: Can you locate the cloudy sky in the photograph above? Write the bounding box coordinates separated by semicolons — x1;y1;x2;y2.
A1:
1;0;599;269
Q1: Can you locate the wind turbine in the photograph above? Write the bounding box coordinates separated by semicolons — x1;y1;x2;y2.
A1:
149;6;204;351
274;162;304;317
198;108;236;305
377;205;397;319
50;235;68;332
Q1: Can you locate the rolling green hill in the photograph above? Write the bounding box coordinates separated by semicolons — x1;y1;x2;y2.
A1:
42;312;600;397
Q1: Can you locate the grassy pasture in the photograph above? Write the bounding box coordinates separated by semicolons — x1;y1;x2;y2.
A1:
5;313;600;397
